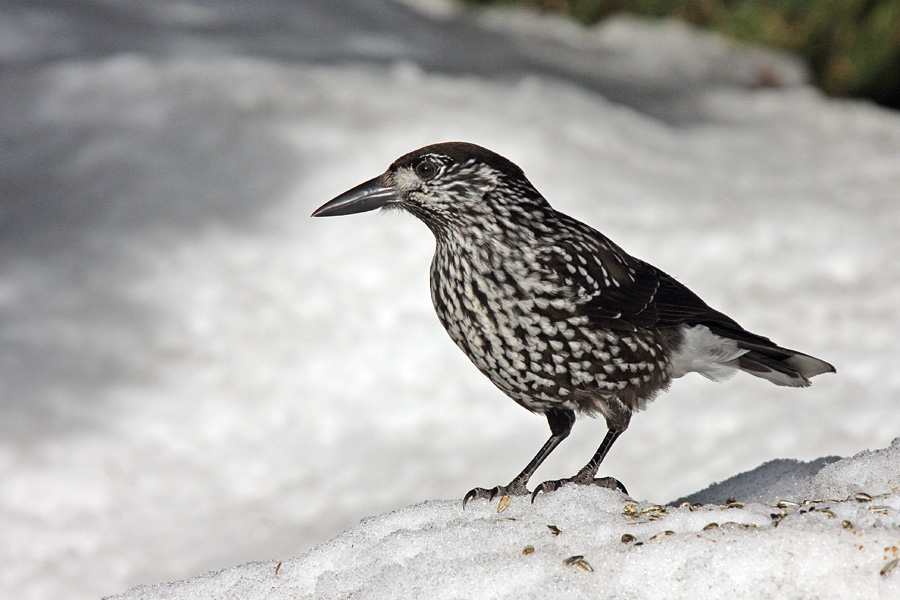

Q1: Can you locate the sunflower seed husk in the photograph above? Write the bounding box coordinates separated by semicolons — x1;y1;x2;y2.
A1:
880;558;898;577
574;558;594;572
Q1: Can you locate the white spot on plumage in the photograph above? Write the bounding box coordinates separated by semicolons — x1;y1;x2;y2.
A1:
549;298;571;310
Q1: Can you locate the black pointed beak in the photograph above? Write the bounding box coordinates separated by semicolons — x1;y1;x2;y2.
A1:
312;175;401;217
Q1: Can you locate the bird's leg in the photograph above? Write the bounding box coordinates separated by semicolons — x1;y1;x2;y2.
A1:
531;428;627;501
463;409;574;507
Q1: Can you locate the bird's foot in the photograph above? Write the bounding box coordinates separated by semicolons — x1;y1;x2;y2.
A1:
531;475;627;502
462;480;530;508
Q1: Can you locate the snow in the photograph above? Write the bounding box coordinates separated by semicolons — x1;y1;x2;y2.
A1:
112;440;900;599
1;1;899;599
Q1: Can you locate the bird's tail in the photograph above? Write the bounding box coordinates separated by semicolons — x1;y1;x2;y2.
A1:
708;325;836;387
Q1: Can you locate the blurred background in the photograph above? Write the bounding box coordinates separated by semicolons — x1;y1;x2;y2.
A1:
2;1;899;599
467;0;900;109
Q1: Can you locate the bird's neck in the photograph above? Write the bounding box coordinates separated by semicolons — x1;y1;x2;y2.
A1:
431;200;555;247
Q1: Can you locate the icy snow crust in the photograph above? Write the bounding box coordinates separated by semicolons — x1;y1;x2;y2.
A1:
2;2;900;600
114;442;900;599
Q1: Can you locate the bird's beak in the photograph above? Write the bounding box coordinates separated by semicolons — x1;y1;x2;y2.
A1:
311;175;401;217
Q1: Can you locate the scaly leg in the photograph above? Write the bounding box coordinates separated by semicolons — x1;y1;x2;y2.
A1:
531;428;627;501
463;408;575;507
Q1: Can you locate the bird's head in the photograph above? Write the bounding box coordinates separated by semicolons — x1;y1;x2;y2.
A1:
312;142;547;235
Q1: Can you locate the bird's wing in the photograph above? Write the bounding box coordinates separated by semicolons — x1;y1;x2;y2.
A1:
537;216;833;382
541;220;744;333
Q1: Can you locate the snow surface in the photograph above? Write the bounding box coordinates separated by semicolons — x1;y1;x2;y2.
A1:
112;440;900;599
1;1;899;599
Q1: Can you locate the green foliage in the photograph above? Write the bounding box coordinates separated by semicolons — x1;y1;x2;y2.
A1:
463;0;900;108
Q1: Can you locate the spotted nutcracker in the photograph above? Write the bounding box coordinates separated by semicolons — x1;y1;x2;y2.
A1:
312;142;834;505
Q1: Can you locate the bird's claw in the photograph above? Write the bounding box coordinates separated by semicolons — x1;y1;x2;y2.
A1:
462;482;529;508
463;487;498;507
529;480;558;502
531;476;628;502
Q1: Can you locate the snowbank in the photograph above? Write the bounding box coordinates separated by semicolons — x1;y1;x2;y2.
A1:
112;440;900;599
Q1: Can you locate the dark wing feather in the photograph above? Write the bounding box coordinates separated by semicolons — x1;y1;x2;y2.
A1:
540;214;835;383
545;217;743;332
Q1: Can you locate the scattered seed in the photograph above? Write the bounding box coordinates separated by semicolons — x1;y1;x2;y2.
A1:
692;503;703;510
880;558;898;577
819;509;836;518
777;500;799;508
623;504;639;517
726;497;737;504
574;558;594;572
563;554;594;571
274;561;282;577
854;493;873;503
522;545;535;556
648;514;660;521
842;520;853;530
634;542;644;546
649;530;675;541
726;501;747;509
703;523;719;531
641;504;667;514
679;502;691;509
868;506;891;512
497;495;511;513
621;533;637;543
547;525;561;536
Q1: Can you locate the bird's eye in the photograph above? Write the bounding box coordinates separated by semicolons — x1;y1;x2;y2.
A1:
415;160;438;181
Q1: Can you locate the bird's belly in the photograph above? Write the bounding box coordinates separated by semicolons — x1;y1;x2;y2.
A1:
430;267;671;415
431;277;528;393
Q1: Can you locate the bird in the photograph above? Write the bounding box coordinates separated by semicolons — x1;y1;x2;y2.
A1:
312;141;835;506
